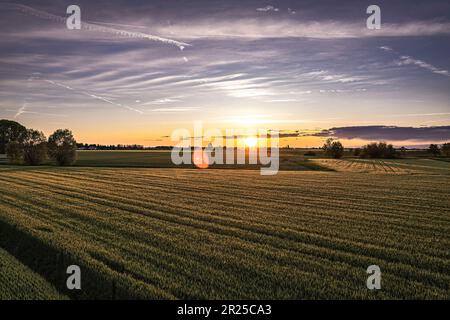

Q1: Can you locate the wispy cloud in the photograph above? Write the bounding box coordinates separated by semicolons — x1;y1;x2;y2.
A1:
14;103;27;119
141;98;182;105
2;3;190;50
379;46;393;52
44;79;144;114
397;56;450;77
151;107;200;112
379;46;450;77
155;20;450;40
256;6;280;13
306;70;366;83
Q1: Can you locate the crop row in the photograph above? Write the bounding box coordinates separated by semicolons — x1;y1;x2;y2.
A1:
0;247;66;300
0;166;449;299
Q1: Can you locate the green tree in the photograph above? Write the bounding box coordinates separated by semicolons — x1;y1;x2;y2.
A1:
0;119;27;154
5;140;23;164
22;129;47;165
47;129;78;165
360;142;397;159
323;138;344;159
442;143;450;157
428;144;440;156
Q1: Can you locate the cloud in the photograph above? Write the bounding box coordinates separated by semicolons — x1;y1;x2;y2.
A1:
256;6;280;13
307;126;450;142
154;20;450;40
14;103;27;119
397;56;450;77
2;3;190;50
151;107;200;112
379;46;393;52
306;70;366;83
44;79;144;114
379;46;450;77
142;98;182;105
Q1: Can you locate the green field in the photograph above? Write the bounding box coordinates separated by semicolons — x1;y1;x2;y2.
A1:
0;161;449;299
0;247;66;300
75;149;328;171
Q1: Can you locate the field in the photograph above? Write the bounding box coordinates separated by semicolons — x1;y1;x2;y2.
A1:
311;158;450;174
0;160;449;299
0;247;66;300
75;150;329;171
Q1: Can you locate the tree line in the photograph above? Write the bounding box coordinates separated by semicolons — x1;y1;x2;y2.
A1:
428;143;450;157
323;138;450;159
0;119;77;166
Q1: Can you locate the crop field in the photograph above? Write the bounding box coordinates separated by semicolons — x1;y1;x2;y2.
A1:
0;164;449;299
311;158;450;174
75;150;329;171
0;247;66;300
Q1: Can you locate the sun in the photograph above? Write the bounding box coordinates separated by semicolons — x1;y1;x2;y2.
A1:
244;136;258;148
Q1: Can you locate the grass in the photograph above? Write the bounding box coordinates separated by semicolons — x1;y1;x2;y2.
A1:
0;247;67;300
0;164;449;299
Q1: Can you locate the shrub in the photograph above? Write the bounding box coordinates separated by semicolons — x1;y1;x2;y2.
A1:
48;129;77;166
323;138;344;159
428;144;440;156
304;151;316;156
442;143;450;157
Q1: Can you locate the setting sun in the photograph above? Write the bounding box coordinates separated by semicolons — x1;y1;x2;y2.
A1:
244;136;258;147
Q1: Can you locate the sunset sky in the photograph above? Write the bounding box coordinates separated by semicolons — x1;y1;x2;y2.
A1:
0;0;449;147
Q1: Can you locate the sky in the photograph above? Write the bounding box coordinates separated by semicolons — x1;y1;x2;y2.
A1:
0;0;449;147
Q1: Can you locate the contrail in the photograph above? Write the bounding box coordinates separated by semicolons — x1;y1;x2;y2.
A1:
44;79;144;114
2;3;190;50
14;103;27;119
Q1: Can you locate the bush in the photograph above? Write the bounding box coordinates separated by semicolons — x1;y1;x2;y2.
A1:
48;129;77;166
304;151;316;156
323;138;344;159
428;144;440;156
5;140;23;164
442;143;450;157
22;129;47;165
360;142;397;159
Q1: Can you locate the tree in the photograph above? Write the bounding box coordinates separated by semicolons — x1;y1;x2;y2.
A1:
360;142;397;159
47;129;77;165
5;140;23;164
22;129;47;165
323;138;344;159
428;144;440;156
0;119;27;154
399;146;407;157
442;143;450;157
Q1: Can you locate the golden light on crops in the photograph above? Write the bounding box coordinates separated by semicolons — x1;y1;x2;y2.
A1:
244;136;258;148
